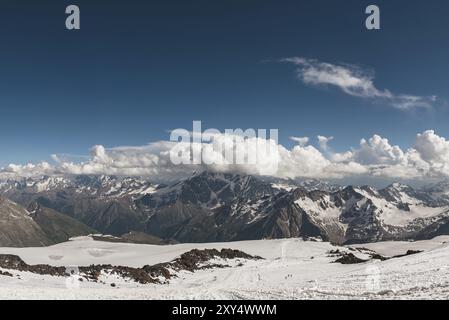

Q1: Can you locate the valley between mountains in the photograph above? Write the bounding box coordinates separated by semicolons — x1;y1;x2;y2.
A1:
1;171;449;247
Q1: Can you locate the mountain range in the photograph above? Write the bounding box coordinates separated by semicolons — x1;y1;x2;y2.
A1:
1;171;449;247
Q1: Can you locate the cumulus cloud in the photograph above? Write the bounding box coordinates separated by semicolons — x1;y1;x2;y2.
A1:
317;135;334;152
282;57;437;110
290;136;309;147
2;130;449;183
1;162;54;176
352;135;406;165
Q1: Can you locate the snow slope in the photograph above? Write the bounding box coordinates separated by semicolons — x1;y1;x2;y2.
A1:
1;236;449;300
355;186;449;227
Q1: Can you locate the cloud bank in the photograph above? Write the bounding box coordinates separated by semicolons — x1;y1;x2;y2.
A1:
2;130;449;184
282;57;437;110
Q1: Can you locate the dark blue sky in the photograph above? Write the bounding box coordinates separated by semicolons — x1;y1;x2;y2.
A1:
0;0;448;166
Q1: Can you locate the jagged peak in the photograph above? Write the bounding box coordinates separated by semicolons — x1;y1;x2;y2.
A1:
386;182;414;191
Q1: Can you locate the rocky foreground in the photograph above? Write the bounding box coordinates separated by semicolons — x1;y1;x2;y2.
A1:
0;248;261;285
1;236;449;299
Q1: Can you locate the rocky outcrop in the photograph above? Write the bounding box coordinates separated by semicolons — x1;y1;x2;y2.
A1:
0;248;262;284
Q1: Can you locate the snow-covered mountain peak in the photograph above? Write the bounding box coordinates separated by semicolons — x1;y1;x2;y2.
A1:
0;174;158;199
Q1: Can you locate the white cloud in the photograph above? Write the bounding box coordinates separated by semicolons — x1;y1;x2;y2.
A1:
1;162;54;176
290;136;309;147
352;135;406;165
415;130;449;163
2;130;449;183
282;57;436;110
317;135;334;152
414;130;449;176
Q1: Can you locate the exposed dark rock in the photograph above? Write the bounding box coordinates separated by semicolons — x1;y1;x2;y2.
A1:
331;246;423;264
392;250;423;259
333;252;367;264
0;254;65;276
0;270;13;277
0;248;261;285
370;253;389;261
92;231;177;245
330;247;390;264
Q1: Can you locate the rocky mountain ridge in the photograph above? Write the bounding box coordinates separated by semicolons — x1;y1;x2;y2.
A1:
1;172;449;246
